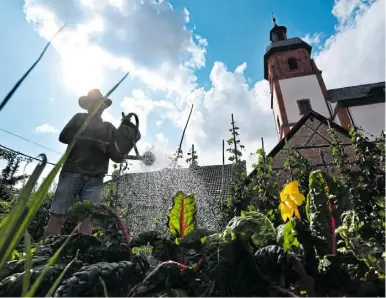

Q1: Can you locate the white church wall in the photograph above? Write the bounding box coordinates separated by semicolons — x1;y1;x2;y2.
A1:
272;86;281;137
333;112;342;126
279;75;331;123
348;102;385;139
330;101;337;111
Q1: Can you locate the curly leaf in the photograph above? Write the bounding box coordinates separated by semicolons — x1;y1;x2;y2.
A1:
276;220;300;251
223;211;276;248
337;210;385;276
178;228;216;251
167;192;197;238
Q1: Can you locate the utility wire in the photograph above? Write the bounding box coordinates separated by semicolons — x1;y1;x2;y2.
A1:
0;128;63;155
0;144;115;176
0;144;57;165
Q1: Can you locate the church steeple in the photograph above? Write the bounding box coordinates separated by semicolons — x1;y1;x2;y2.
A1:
263;15;332;140
270;13;287;42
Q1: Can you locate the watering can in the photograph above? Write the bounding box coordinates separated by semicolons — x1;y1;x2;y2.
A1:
77;112;155;166
118;112;155;166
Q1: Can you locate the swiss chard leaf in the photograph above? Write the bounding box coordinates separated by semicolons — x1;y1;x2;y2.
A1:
167;192;197;239
307;170;351;255
337;210;385;276
276;220;300;251
222;211;276;248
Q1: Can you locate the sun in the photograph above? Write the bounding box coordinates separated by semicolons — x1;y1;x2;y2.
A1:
57;18;106;95
61;53;104;95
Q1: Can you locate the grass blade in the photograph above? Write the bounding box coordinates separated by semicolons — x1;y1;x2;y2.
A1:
99;276;109;298
0;155;46;264
22;231;32;296
44;249;79;297
25;223;81;297
0;151;67;270
0;154;46;230
0;25;66;112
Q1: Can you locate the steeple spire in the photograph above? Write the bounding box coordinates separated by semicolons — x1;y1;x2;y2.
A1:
272;12;277;26
269;14;287;42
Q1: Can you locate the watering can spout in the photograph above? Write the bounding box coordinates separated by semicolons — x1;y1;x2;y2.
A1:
125;150;156;166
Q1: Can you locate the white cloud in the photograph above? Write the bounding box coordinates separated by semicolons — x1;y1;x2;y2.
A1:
301;32;322;47
35;124;59;134
159;62;276;172
120;89;176;136
23;0;207;96
155;0;384;172
102;110;120;128
155;132;168;147
23;0;385;175
315;0;385;88
331;0;374;26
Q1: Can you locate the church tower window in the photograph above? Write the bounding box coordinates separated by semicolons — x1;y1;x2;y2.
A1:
288;58;298;70
297;99;311;115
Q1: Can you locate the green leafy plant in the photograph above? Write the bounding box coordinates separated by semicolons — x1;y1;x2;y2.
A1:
167;192;197;240
336;210;385;277
186;144;198;167
222;210;276;248
250;148;281;224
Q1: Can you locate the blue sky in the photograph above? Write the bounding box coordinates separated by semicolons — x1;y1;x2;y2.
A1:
0;0;384;178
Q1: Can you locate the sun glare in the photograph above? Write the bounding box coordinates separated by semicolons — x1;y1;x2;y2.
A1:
61;57;103;95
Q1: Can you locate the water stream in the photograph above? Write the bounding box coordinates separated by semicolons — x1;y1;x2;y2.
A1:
106;146;222;236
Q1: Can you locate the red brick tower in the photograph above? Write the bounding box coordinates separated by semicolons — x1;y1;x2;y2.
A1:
264;17;335;140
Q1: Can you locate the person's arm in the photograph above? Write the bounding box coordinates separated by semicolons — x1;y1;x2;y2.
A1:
59;114;81;144
59;114;106;151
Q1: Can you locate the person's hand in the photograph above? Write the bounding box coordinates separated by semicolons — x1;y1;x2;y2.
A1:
96;140;108;154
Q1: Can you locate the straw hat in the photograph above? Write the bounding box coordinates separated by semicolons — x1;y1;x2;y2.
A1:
79;89;112;111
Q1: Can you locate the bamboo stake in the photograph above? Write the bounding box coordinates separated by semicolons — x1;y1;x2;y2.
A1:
174;104;194;169
220;139;225;211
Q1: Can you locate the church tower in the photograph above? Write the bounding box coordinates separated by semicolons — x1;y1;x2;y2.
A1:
264;16;333;139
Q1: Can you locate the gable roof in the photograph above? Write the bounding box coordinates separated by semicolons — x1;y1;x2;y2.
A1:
247;110;349;179
327;81;385;105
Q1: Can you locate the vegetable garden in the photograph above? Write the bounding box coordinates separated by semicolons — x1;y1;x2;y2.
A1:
0;124;385;297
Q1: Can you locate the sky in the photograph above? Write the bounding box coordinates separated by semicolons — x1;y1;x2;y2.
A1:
0;0;384;182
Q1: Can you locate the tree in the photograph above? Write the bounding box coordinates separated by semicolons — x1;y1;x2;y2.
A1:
0;147;30;202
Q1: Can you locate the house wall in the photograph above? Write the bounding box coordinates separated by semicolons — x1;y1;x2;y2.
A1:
278;75;331;123
268;118;355;186
348;102;385;139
